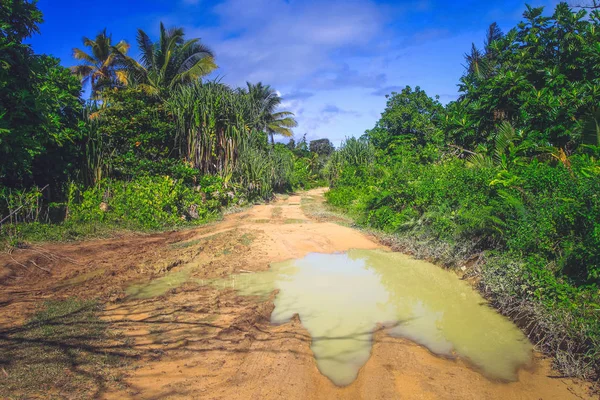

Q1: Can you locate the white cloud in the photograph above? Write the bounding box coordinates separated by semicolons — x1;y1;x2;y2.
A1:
192;0;388;87
179;0;394;143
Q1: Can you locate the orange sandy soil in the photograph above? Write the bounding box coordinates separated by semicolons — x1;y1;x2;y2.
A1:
0;189;595;399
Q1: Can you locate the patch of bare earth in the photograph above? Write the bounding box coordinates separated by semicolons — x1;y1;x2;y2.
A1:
0;189;594;399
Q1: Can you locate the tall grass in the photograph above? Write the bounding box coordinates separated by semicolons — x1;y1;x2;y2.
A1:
235;137;295;201
82;102;110;187
166;81;260;175
166;81;301;201
324;137;374;185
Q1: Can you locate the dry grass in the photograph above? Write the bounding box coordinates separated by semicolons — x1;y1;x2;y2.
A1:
239;233;255;246
170;239;202;249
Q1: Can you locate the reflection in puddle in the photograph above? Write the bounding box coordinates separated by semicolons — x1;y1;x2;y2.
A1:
208;250;532;386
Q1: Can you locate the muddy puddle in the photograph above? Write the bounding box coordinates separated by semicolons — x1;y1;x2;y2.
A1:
207;249;533;386
126;269;191;298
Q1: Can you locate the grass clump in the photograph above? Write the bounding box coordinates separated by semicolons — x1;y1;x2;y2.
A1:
170;239;202;249
284;219;305;224
301;194;352;225
0;298;129;399
271;207;282;218
239;233;255;246
1;220;131;250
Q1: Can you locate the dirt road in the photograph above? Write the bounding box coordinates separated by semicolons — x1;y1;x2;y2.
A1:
0;189;594;399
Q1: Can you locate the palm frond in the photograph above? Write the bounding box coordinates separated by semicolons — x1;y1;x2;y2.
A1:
72;48;96;64
466;152;494;168
138;83;161;96
271;111;295;119
494;121;516;157
177;49;216;75
271;116;298;128
175;57;217;83
268;124;294;137
70;64;94;78
581;107;600;145
113;40;130;55
136;29;156;71
114;70;130;86
82;36;95;47
179;38;214;59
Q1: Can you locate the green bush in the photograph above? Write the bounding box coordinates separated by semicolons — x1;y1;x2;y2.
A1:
329;157;600;284
69;175;235;230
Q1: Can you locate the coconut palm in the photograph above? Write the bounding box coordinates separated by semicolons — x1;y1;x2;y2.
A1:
245;82;298;144
123;23;217;96
71;29;130;97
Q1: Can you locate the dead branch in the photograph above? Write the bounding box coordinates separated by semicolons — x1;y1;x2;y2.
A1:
8;256;30;272
28;259;51;274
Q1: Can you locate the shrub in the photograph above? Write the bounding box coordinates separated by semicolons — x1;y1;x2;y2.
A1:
69;175;232;230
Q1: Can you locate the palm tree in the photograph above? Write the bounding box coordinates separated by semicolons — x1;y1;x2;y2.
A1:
71;29;130;97
123;23;217;96
245;82;298;144
464;43;486;79
463;23;504;81
466;121;535;170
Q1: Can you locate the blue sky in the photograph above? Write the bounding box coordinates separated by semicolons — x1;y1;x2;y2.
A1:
29;0;560;145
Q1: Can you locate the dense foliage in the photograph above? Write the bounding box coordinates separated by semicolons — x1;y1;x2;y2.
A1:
1;2;82;192
327;3;600;380
0;0;329;240
447;4;600;149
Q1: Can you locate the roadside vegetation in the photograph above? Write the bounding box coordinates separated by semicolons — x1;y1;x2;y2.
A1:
325;3;600;380
0;1;331;247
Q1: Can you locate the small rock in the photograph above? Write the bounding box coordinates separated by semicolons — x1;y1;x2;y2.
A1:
188;204;199;219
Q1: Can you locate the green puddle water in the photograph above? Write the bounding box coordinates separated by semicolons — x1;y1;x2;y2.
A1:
126;267;193;298
207;249;532;386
